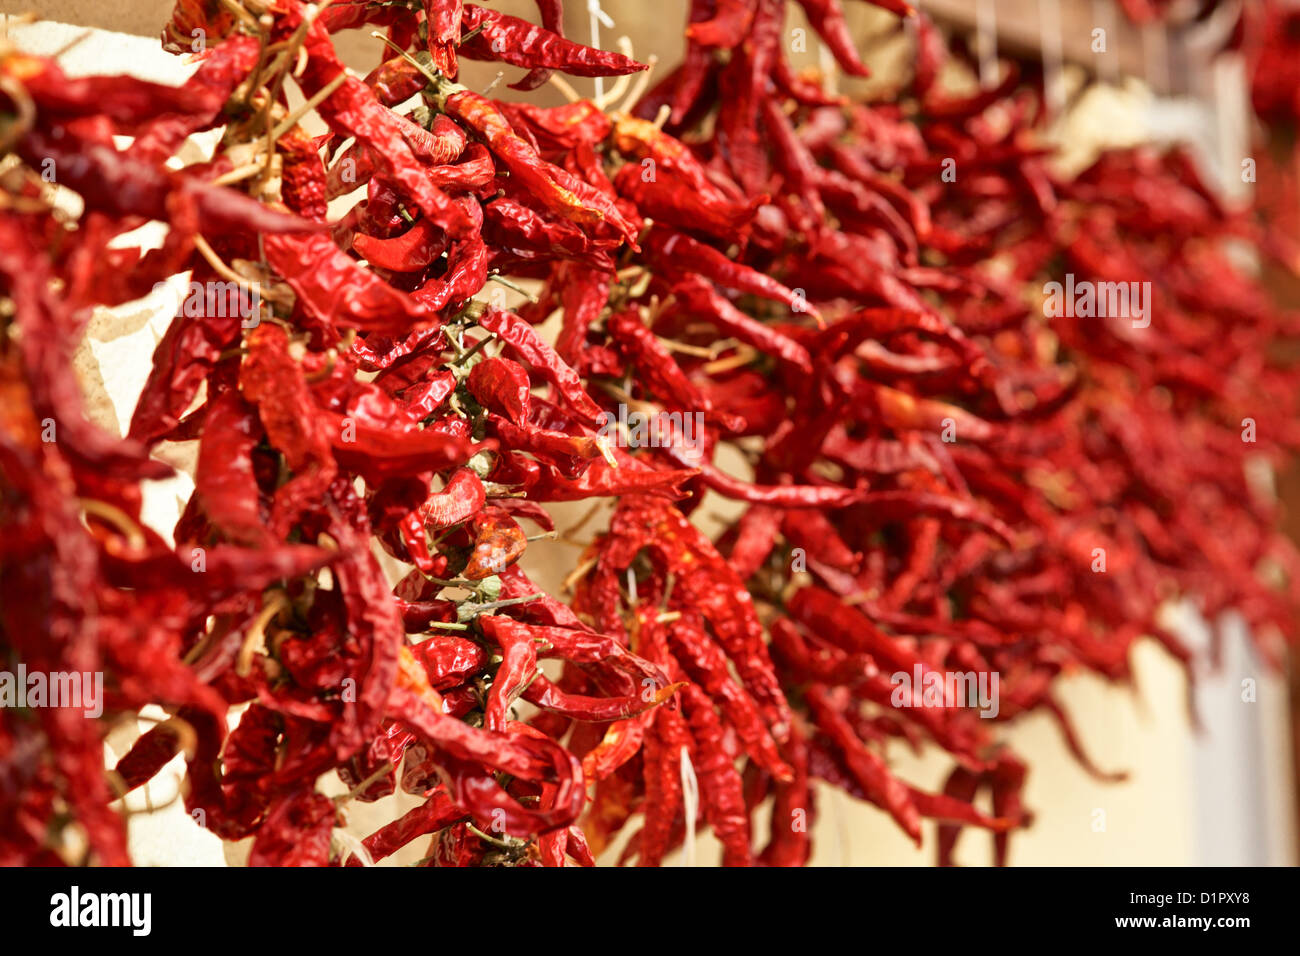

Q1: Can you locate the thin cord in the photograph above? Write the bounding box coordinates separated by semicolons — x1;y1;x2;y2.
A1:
587;1;615;105
679;747;699;867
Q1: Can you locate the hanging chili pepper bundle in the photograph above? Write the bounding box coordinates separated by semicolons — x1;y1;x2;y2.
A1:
1;0;1297;869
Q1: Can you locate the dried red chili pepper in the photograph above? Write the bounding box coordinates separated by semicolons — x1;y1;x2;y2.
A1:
477;308;606;425
792;0;873;76
805;683;922;844
248;790;338;867
460;5;646;81
353;217;448;272
281;2;474;238
264;232;436;334
437;85;641;247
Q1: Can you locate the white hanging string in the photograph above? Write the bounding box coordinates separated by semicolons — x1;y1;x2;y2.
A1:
679;747;699;867
587;0;615;103
976;0;998;89
1038;0;1066;121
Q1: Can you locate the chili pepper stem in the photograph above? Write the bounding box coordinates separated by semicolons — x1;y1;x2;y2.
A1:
78;499;146;550
335;760;395;804
270;70;347;142
469;593;544;613
426;576;477;588
236;593;289;677
193;235;285;307
370;31;448;93
454;334;495;366
218;0;261;32
656;336;717;359
259;0;336;84
561;555;598;593
547;73;582;104
466;824;517;849
702;345;759;375
485;274;539;303
593;37;637;110
617;53;658;114
211;161;271;187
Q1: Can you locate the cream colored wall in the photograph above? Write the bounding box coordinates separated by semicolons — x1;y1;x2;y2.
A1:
5;3;1294;866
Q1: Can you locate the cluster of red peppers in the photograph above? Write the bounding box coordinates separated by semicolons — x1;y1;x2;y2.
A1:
1;0;1297;866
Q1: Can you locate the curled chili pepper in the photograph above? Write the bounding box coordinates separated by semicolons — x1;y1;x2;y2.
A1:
459;5;647;81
